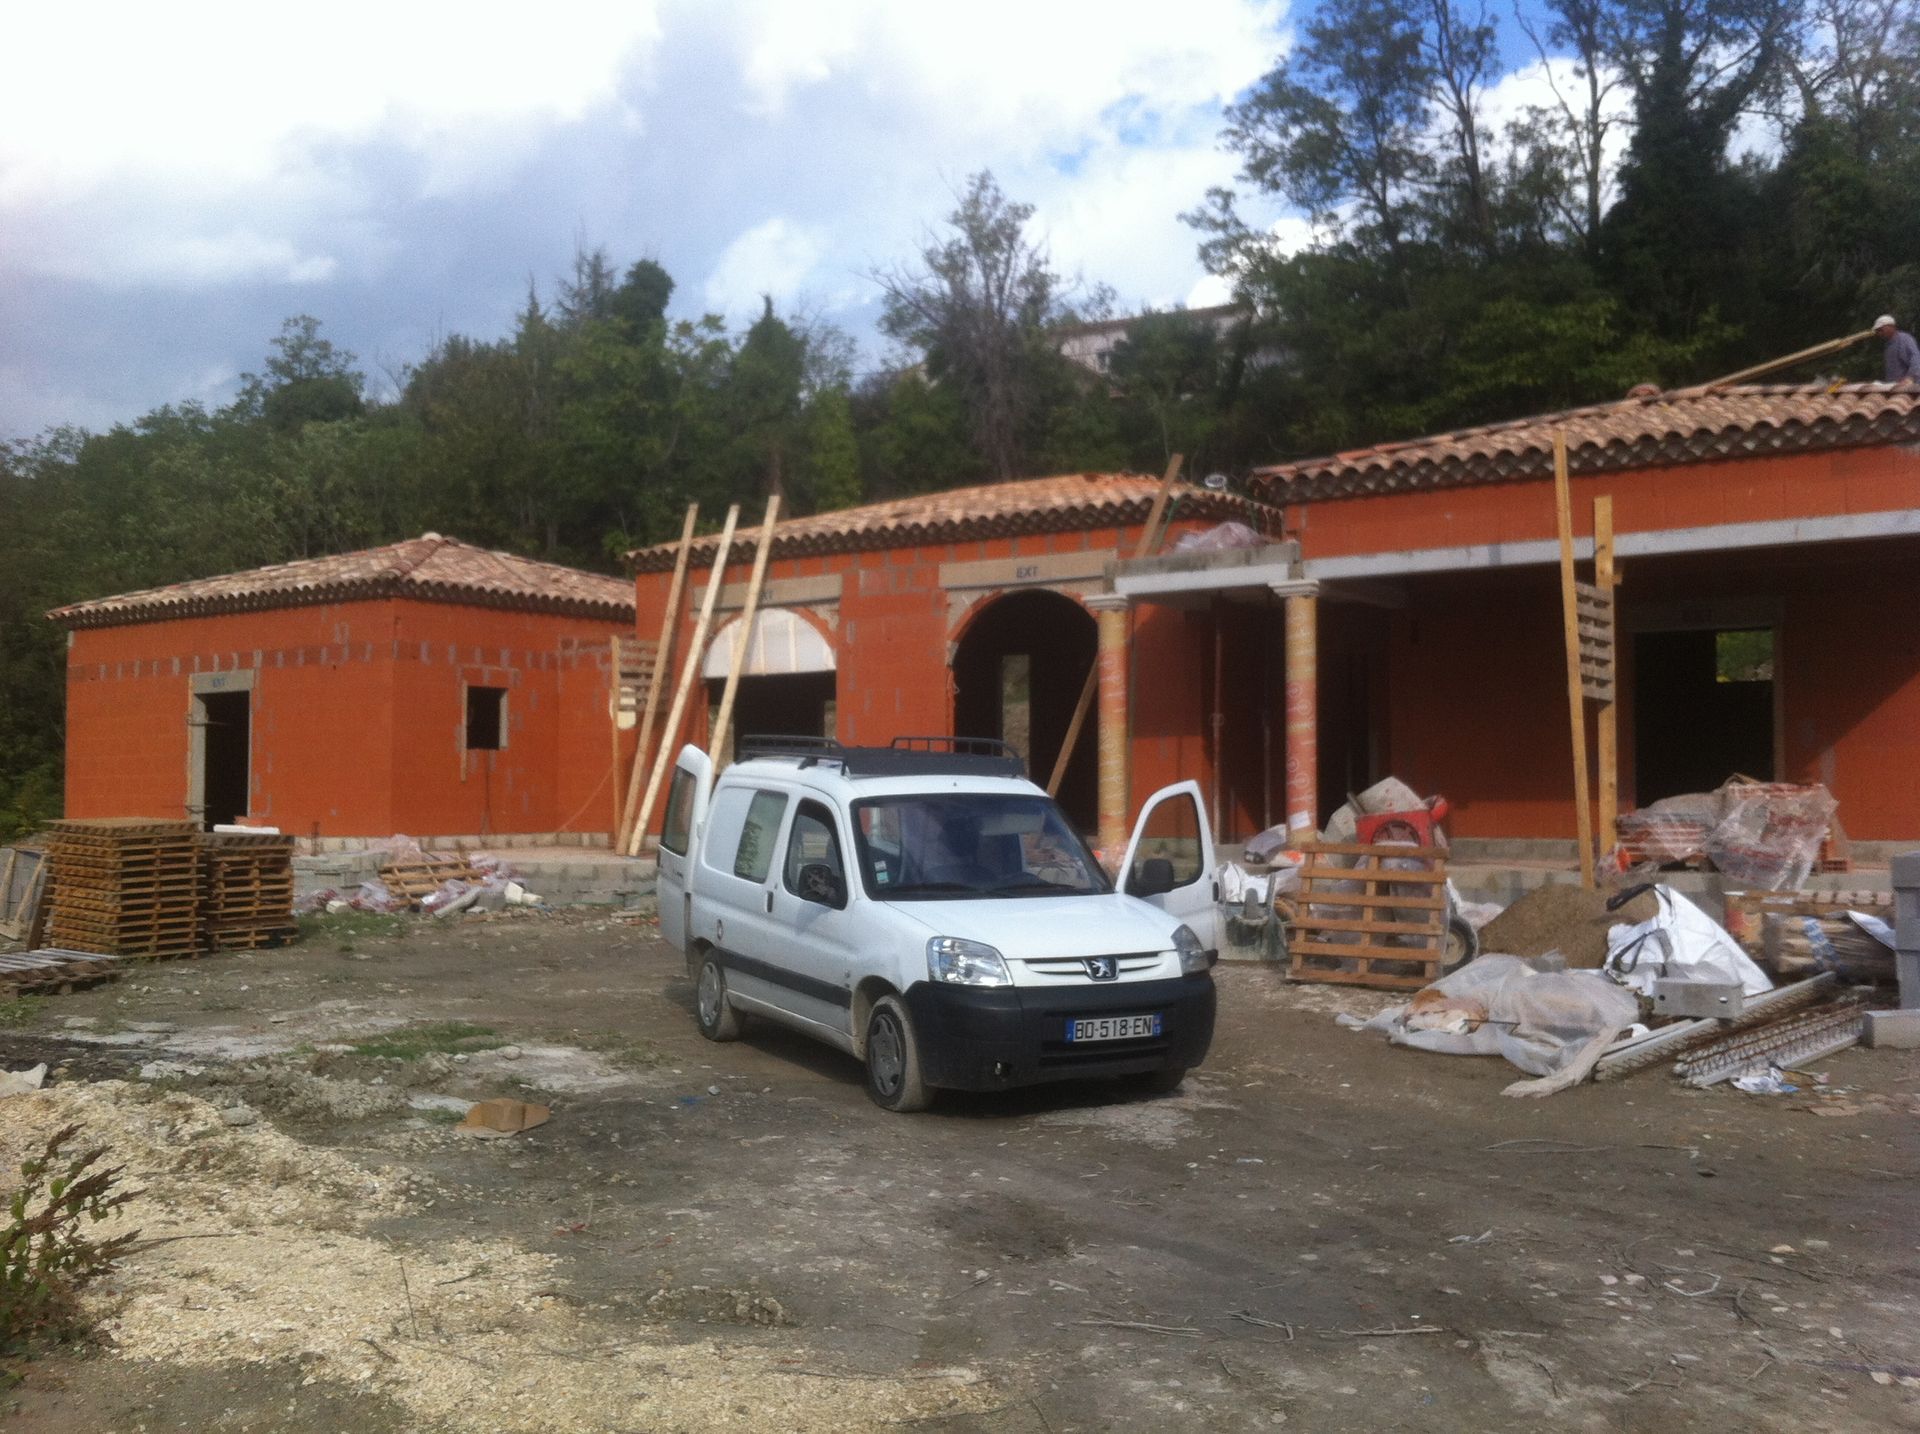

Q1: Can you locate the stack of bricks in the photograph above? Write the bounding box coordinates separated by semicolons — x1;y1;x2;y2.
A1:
201;832;298;949
45;818;202;957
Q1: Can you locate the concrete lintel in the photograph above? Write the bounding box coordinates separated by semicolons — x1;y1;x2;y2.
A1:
1115;557;1304;601
1117;540;1300;579
691;573;842;612
940;550;1112;591
1303;507;1920;581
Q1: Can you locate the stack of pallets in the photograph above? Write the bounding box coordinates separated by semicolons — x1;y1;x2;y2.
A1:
45;818;202;957
201;831;298;949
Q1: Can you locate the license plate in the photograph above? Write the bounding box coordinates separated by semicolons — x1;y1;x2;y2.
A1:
1066;1014;1161;1043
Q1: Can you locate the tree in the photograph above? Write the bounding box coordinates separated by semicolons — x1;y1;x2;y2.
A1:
1598;0;1799;337
729;298;808;498
240;316;364;432
1214;0;1434;263
875;172;1082;479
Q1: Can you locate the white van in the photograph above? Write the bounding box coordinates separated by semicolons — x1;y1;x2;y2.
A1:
655;737;1221;1111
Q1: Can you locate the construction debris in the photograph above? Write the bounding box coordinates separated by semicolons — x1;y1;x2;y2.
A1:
1337;954;1639;1096
1613;777;1846;885
457;1097;551;1139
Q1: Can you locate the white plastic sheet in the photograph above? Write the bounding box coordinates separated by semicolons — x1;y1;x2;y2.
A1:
1603;885;1772;998
1338;955;1641;1095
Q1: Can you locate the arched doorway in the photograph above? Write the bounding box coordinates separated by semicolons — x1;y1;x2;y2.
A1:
952;590;1098;832
703;608;837;761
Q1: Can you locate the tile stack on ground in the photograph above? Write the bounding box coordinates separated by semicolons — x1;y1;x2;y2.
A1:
45;818;202;957
202;831;298;949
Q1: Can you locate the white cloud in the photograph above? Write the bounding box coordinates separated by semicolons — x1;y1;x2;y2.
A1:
703;217;829;318
0;3;665;201
0;0;1292;434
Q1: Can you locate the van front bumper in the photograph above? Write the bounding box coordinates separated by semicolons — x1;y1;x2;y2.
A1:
902;974;1216;1091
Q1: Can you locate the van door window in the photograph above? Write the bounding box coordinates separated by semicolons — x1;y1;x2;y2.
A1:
1127;790;1204;892
783;801;845;896
700;788;754;876
733;791;790;882
661;768;696;855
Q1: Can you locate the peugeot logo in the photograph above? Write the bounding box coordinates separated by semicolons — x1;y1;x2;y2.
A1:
1083;956;1118;981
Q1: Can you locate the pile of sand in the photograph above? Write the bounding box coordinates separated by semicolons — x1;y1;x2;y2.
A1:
1478;884;1658;968
1;1082;993;1432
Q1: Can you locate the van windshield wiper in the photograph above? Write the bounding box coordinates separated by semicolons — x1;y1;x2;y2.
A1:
982;879;1083;896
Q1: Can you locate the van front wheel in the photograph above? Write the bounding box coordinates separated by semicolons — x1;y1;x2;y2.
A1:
696;956;742;1042
864;996;931;1112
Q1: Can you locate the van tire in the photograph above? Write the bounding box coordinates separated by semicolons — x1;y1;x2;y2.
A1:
696;956;742;1042
1140;1067;1187;1095
863;995;931;1112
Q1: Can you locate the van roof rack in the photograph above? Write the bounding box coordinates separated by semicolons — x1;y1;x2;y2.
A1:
735;734;1026;780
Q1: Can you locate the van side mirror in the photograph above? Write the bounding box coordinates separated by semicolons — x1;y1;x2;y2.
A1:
1128;857;1177;898
797;862;846;909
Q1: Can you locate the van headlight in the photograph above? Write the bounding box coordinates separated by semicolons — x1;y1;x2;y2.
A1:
1173;924;1209;973
927;936;1012;987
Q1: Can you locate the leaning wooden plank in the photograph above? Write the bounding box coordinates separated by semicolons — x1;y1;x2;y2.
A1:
626;504;741;856
618;504;701;853
1048;453;1184;797
707;495;782;766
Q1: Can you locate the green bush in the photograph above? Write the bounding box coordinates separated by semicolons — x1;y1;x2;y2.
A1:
1;1125;139;1363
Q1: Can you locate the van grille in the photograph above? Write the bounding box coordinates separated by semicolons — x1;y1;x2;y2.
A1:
1020;953;1164;980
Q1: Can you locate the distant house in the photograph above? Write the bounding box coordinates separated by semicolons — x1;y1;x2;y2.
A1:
1054;303;1248;375
48;535;633;842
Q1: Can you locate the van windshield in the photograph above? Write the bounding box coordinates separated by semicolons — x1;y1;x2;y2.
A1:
850;794;1111;900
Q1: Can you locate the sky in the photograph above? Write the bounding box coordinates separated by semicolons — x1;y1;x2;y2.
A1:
0;1;1623;442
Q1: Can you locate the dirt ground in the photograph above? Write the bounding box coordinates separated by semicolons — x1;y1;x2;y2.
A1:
1;908;1916;1433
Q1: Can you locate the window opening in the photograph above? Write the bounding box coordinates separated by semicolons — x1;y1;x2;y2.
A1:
466;686;507;750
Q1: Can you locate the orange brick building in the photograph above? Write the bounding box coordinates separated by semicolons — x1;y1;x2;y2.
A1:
50;536;632;840
49;384;1920;854
630;385;1920;849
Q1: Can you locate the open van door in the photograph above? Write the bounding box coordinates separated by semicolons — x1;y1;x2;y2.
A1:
1119;780;1222;955
655;745;713;955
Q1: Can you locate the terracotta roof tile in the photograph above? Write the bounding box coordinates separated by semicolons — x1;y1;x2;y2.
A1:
49;535;635;629
1250;383;1920;500
627;472;1271;572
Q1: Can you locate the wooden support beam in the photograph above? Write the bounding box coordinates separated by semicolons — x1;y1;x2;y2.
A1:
625;505;739;857
617;505;698;852
1554;433;1596;888
1695;329;1875;390
1594;494;1619;854
706;495;781;766
1047;454;1183;797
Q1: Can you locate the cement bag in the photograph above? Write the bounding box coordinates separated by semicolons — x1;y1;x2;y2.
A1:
1604;885;1772;998
1338;955;1640;1078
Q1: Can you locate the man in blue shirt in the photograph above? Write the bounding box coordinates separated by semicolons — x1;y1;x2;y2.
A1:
1876;315;1920;385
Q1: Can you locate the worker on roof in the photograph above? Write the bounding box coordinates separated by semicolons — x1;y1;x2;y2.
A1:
1875;314;1920;386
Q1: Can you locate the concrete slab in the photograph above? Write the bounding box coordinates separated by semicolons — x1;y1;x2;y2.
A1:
1863;1008;1920;1049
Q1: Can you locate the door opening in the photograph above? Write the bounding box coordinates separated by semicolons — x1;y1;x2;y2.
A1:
951;590;1098;833
198;690;252;828
1634;627;1775;803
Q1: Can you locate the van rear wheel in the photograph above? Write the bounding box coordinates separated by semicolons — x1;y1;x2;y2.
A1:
695;955;742;1042
864;995;931;1112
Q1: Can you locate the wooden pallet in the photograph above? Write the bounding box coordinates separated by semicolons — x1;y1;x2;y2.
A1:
1286;841;1450;991
200;832;297;949
0;949;124;994
45;821;206;958
380;856;477;904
